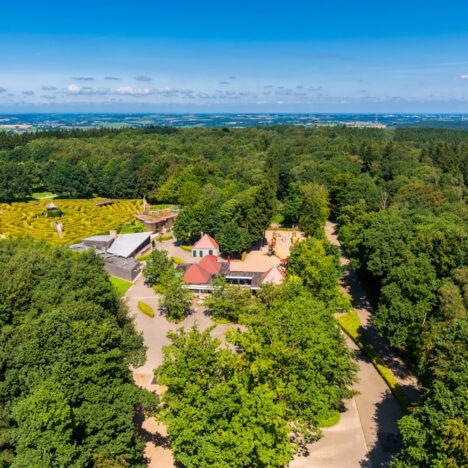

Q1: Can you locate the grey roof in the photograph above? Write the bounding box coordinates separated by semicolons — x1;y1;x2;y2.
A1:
83;234;112;243
103;254;140;270
107;232;150;258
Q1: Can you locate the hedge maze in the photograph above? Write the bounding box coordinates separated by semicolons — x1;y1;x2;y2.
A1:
0;199;142;245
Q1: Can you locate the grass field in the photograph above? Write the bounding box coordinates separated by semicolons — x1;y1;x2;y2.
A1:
0;198;142;245
109;276;133;297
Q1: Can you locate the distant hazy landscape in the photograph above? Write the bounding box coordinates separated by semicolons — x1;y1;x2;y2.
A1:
1;112;467;132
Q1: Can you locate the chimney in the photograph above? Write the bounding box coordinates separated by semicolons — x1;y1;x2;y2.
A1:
110;230;117;240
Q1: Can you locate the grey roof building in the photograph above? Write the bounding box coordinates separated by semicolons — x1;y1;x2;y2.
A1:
83;231;151;258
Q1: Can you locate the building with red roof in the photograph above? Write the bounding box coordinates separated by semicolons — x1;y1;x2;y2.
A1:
192;233;219;259
183;255;225;292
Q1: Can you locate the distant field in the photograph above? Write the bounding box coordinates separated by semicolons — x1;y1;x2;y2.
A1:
0;198;142;245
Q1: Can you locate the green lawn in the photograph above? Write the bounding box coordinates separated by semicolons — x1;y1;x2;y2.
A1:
31;191;56;200
109;276;133;297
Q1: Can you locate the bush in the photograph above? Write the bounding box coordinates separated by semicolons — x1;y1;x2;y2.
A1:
138;301;154;318
159;234;173;241
180;245;192;252
241;251;247;261
171;256;185;264
337;311;410;411
137;252;152;261
317;410;341;427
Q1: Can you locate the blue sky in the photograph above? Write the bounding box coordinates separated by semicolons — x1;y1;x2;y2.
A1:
1;0;467;112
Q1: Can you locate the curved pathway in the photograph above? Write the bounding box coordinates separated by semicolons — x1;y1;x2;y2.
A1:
324;221;420;404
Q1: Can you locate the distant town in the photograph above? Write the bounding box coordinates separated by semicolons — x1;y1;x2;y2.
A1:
0;112;467;132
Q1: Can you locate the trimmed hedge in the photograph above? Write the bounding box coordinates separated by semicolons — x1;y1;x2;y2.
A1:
171;256;185;264
317;410;340;428
159;234;173;241
338;311;410;411
137;252;152;262
180;245;192;252
138;301;154;318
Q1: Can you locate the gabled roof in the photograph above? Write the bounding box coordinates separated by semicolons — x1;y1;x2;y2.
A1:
193;233;218;250
261;266;285;286
183;263;212;284
107;232;151;258
198;255;221;275
46;201;59;210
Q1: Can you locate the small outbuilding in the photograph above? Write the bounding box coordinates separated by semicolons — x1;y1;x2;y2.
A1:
192;234;219;259
83;231;151;258
44;201;61;217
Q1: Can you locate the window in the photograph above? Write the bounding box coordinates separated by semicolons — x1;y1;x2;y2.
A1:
209;250;213;255
199;250;203;257
192;250;196;257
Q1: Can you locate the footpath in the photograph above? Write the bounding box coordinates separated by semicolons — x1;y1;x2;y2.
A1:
324;221;420;405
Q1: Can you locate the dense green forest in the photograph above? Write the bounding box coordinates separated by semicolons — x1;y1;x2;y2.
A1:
0;125;466;465
0;239;157;467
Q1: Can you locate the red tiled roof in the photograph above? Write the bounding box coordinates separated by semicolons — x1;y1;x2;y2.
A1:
193;233;218;250
198;255;221;274
183;264;212;284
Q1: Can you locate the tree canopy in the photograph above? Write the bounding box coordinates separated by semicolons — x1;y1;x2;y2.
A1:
0;239;156;467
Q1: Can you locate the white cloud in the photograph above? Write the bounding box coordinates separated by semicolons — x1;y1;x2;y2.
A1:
461;74;468;80
72;76;95;81
117;86;154;96
0;87;6;93
68;84;81;94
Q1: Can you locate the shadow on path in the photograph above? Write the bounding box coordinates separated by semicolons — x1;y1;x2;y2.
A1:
134;403;172;449
359;392;403;467
325;221;420;405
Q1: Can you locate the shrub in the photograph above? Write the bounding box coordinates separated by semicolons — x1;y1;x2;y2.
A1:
171;256;185;264
159;234;173;241
180;245;192;252
241;251;247;261
138;301;154;318
317;410;340;428
137;252;152;261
